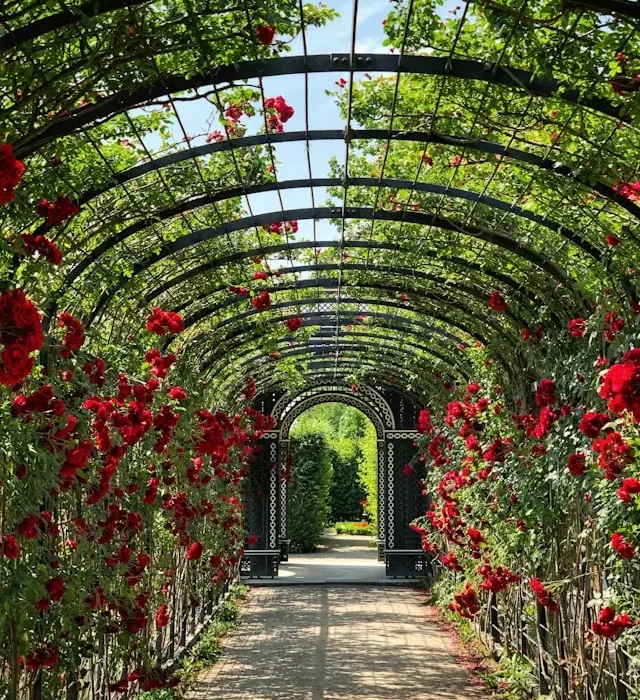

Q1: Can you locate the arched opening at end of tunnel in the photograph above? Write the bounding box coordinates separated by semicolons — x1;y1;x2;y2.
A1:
282;402;383;583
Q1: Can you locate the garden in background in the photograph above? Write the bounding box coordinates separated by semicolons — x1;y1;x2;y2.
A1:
287;403;377;552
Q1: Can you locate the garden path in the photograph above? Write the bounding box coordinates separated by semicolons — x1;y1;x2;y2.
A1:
188;585;487;700
249;533;389;586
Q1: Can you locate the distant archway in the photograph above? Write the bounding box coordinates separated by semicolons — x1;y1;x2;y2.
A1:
241;382;430;579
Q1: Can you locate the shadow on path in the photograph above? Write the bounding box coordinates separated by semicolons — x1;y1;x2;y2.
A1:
248;532;393;586
188;586;487;700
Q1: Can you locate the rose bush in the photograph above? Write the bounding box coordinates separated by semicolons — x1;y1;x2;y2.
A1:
409;305;640;695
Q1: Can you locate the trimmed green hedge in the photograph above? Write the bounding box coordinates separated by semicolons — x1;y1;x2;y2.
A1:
288;431;333;552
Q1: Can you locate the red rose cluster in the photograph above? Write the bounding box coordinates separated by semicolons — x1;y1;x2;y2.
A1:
0;288;43;385
600;348;640;422
285;316;302;332
611;532;635;559
144;349;176;378
256;24;276;45
0;143;25;205
591;606;635;638
145;307;184;336
264;96;295;133
568;318;586;338
35;195;80;228
417;408;434;434
251;291;271;310
21;233;63;265
477;564;520;593
487;291;508;313
614;180;640;202
262;220;299;234
603;311;625;341
448;583;480;618
529;578;559;611
83;357;106;387
58;312;84;357
440;551;463;572
567;452;587;476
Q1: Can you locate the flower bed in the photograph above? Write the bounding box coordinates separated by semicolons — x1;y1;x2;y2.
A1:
334;521;374;536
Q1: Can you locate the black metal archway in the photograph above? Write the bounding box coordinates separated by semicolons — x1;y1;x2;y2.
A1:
241;381;430;579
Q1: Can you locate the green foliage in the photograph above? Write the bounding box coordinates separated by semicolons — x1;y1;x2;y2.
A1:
358;420;379;534
329;444;366;522
292;403;371;524
287;431;333;552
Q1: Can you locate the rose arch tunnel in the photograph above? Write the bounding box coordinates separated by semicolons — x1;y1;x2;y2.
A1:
1;0;640;696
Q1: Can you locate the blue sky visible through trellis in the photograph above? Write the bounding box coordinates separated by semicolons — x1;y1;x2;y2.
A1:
136;0;460;278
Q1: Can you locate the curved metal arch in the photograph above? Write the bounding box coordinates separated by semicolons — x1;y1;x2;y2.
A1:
142;242;569;313
252;374;427;411
200;317;473;382
16;54;630;156
244;362;434;401
85;206;583;327
178;278;532;338
221;340;446;384
62;131;640;225
219;346;445;406
272;382;395;428
196;307;469;373
0;0;150;52
140;242;575;323
183;299;523;385
197;294;493;347
3;0;637;55
220;353;437;400
279;392;387;440
224;356;440;399
169;263;570;335
61;172;605;284
169;261;561;319
203;325;475;375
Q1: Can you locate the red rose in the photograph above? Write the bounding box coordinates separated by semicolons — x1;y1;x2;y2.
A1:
611;532;635;559
0;343;34;384
487;291;508;313
568;318;586;338
0;143;26;204
285;316;302;332
264;96;294;123
2;535;20;559
57;312;84;357
168;386;187;401
251;291;271;311
35;195;80;228
45;577;66;602
567;452;587;476
599;349;640;421
256;24;276;46
186;541;203;560
535;378;556;408
156;604;170;628
578;411;610;438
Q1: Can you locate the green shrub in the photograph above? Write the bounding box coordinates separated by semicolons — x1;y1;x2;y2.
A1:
357;420;379;534
329;443;366;522
288;431;333;552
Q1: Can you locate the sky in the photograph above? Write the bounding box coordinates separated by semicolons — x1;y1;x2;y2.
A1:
139;0;459;270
